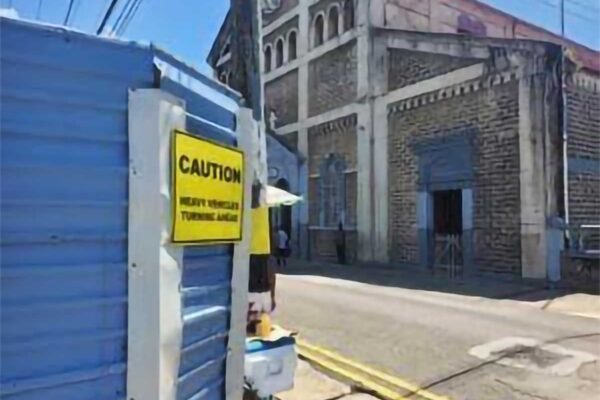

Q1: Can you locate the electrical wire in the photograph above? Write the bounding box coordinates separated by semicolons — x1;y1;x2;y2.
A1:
94;0;110;29
36;0;43;19
116;0;143;35
69;0;83;27
111;0;134;34
96;0;120;35
534;0;599;23
63;0;75;25
566;0;600;12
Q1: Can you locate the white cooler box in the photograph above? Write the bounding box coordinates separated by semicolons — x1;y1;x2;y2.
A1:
244;336;297;397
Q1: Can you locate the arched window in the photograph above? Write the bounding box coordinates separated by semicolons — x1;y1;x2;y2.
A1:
275;38;284;67
314;14;324;47
220;42;230;58
319;154;347;227
288;30;297;61
264;45;272;72
219;71;227;85
328;6;339;39
343;0;355;31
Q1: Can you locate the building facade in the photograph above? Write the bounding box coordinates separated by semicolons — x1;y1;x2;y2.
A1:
209;0;600;277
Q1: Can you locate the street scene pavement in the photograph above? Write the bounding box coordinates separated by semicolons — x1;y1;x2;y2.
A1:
274;260;600;400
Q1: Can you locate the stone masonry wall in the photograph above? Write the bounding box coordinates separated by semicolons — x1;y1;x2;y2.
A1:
308;114;358;175
309;0;343;18
281;131;299;151
307;114;358;263
566;82;600;240
309;228;358;264
388;80;522;273
263;16;299;49
388;49;480;92
308;40;357;117
265;69;299;127
263;0;298;26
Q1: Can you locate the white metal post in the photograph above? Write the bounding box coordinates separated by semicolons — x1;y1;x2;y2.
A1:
226;107;257;399
127;89;186;400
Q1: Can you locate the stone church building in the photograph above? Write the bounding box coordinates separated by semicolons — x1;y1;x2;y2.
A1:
208;0;600;279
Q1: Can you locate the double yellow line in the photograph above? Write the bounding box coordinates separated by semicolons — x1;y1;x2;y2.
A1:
296;339;450;400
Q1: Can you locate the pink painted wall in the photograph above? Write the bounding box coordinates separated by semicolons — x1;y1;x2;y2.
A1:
377;0;599;71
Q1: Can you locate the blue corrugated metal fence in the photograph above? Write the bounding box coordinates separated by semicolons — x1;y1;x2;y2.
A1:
1;17;240;400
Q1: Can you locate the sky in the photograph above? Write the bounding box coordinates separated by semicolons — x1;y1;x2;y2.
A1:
1;0;599;76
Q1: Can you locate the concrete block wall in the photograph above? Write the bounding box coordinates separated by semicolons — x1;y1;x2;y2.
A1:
263;0;299;26
308;40;358;116
372;0;598;72
307;114;358;175
283;131;299;150
566;76;600;250
388;49;479;91
263;16;299;48
387;78;522;273
265;69;300;127
309;228;358;263
307;113;358;262
308;0;344;18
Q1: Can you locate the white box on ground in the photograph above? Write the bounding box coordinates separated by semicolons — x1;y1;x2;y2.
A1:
245;338;297;397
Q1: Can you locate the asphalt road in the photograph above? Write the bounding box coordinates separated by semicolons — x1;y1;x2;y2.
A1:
273;269;600;400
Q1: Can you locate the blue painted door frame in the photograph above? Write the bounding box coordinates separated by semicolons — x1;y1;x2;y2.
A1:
412;129;476;272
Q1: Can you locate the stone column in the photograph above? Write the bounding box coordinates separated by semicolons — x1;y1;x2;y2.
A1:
519;73;548;279
297;0;310;258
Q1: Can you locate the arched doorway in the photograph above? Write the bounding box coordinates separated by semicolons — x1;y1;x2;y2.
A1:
272;178;292;239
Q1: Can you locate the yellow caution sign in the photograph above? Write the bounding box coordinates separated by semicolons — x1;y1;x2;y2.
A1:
171;130;244;244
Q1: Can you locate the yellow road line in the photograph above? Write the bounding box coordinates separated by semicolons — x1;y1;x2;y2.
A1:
298;345;410;400
296;339;450;400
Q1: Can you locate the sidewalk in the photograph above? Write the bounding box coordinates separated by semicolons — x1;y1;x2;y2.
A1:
281;258;546;300
277;360;378;400
513;292;600;319
280;258;600;319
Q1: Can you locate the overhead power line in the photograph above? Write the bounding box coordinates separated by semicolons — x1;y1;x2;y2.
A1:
111;0;134;33
535;0;599;23
117;0;143;35
543;0;600;12
94;0;110;30
71;0;83;25
36;0;43;19
96;0;120;35
63;0;75;25
566;0;600;12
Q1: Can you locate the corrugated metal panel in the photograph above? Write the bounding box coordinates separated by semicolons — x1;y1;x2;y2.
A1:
155;52;239;400
0;18;154;399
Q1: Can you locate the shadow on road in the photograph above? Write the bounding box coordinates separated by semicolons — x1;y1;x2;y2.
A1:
277;258;582;302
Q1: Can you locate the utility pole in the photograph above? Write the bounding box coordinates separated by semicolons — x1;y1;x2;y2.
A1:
227;4;270;399
230;0;262;121
559;0;570;229
230;0;268;204
560;0;565;37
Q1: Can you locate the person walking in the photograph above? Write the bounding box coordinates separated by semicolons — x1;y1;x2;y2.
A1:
276;226;289;267
335;222;346;264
